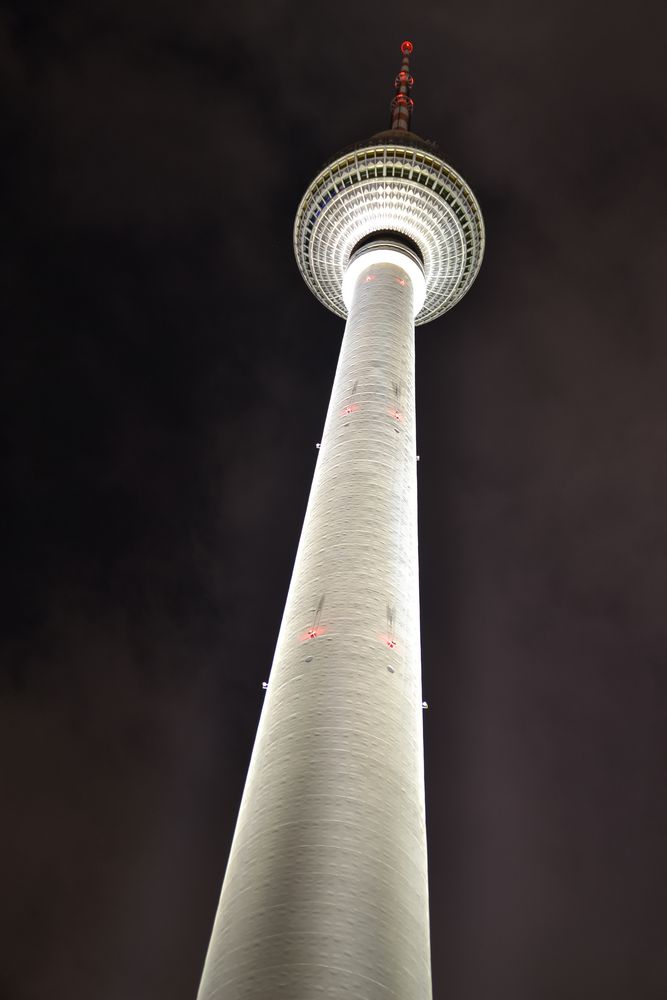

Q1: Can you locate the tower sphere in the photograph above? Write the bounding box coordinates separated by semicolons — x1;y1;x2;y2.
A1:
294;131;485;326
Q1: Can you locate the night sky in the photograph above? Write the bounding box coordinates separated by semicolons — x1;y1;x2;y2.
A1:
3;1;667;998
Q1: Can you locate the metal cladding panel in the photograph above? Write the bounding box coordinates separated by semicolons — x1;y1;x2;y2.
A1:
198;258;431;1000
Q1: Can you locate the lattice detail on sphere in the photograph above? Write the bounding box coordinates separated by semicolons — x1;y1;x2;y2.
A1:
294;143;485;325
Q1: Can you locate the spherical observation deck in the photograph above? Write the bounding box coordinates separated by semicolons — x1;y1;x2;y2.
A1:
294;131;485;326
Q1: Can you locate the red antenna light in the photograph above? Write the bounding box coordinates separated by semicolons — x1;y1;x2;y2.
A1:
401;40;414;54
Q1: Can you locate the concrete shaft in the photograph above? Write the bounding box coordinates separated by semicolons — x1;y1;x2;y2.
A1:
197;251;431;1000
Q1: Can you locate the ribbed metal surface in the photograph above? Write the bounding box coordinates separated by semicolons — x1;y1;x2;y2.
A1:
197;254;431;1000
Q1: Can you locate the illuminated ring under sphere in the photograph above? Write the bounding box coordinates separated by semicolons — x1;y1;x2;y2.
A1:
294;135;485;326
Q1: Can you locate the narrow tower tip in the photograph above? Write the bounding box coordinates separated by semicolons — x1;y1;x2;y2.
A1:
391;41;415;131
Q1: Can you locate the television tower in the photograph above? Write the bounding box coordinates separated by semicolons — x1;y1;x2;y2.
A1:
197;43;484;1000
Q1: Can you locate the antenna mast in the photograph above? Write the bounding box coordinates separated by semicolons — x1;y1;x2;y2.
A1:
390;40;415;130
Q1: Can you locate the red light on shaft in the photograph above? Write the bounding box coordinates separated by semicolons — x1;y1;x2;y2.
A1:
300;624;327;642
379;633;397;650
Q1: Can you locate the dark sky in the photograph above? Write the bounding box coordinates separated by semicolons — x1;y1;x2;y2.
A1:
3;1;667;998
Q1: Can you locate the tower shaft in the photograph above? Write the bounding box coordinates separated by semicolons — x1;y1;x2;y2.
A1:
197;248;431;999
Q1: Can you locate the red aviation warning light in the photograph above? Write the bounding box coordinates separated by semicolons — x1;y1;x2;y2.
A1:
300;624;327;641
301;595;327;642
380;634;397;650
401;40;413;54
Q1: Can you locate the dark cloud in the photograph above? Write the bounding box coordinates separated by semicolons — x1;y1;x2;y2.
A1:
2;0;667;997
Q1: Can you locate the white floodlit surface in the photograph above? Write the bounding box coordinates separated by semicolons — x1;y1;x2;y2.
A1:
197;250;431;1000
342;244;426;315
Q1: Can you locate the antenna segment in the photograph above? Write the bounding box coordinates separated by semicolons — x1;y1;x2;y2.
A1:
391;40;415;130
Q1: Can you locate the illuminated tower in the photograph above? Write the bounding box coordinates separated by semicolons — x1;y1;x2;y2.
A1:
197;43;484;1000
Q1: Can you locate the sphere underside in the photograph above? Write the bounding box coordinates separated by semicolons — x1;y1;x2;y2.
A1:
294;142;485;325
